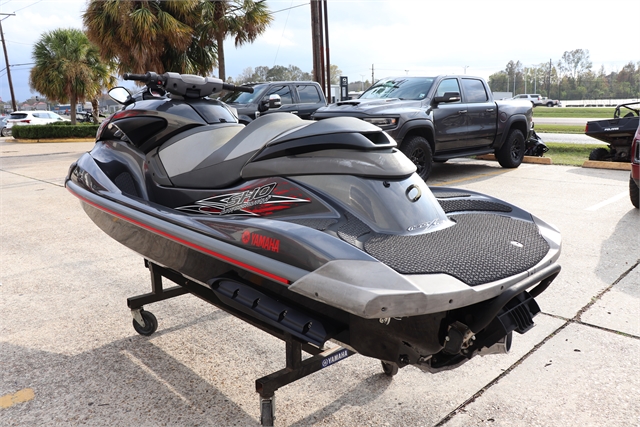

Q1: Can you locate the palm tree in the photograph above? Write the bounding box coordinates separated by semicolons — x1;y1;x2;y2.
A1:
87;60;118;123
83;0;271;79
29;28;111;125
83;0;216;75
201;0;272;81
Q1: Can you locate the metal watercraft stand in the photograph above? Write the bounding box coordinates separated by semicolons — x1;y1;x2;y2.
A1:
126;261;356;426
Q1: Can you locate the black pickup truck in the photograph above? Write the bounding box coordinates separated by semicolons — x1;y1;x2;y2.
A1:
313;75;533;180
220;81;327;125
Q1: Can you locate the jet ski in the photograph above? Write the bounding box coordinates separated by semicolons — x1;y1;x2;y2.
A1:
66;72;561;425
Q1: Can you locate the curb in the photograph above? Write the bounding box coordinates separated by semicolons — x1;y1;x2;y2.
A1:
476;154;553;165
477;154;631;171
581;160;631;171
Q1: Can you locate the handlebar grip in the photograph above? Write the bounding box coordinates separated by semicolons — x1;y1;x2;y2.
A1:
222;83;254;93
123;73;149;82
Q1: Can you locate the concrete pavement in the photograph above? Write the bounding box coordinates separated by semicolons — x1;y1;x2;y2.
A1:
534;117;609;126
537;132;600;145
1;139;638;426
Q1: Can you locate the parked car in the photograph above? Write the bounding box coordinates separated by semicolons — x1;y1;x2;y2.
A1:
313;75;534;180
540;97;561;107
6;111;69;134
630;122;640;208
0;116;8;137
220;81;327;124
512;94;543;106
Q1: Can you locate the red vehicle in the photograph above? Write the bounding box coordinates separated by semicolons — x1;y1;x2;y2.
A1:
631;123;639;208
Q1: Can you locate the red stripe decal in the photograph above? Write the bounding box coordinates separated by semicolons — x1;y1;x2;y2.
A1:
67;187;291;285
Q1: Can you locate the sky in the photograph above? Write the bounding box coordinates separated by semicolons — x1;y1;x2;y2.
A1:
1;0;639;102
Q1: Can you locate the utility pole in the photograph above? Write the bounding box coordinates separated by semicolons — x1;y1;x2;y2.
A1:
310;0;330;99
322;0;330;97
548;58;552;98
371;64;374;84
0;14;17;112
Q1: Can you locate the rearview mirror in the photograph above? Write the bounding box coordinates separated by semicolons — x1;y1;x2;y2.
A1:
434;92;461;104
109;87;132;104
259;94;282;112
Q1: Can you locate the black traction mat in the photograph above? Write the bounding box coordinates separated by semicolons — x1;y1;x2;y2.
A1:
438;199;512;214
364;214;549;286
337;213;371;245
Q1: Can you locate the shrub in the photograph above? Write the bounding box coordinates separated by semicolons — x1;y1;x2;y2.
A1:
12;123;98;139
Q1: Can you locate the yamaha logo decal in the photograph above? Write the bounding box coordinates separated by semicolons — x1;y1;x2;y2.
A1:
242;230;281;253
321;349;349;368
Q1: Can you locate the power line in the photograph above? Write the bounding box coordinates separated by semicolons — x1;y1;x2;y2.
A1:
271;2;308;14
273;0;294;66
10;0;44;13
0;62;34;73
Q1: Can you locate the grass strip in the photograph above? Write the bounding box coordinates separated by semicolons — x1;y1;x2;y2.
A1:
544;142;606;166
532;107;615;118
534;124;584;134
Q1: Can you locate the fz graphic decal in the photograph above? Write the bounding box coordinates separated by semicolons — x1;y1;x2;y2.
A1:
177;182;310;216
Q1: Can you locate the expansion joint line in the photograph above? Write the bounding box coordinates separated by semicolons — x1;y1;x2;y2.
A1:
0;168;64;187
433;260;640;426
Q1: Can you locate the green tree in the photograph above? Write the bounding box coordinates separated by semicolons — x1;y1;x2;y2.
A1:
29;28;111;125
488;71;509;92
266;64;311;81
201;0;272;81
87;60;118;123
83;0;216;75
329;64;342;85
558;49;592;83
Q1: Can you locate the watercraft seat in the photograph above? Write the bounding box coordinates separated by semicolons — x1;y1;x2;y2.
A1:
158;113;310;188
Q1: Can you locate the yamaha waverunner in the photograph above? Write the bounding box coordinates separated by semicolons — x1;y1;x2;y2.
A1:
66;71;561;423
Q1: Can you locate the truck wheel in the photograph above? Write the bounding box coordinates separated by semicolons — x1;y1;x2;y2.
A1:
588;147;609;161
495;129;525;168
630;177;639;209
401;135;433;181
546;102;554;107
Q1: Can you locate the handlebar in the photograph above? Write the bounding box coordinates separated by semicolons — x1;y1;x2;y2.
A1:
123;73;147;82
222;83;254;94
121;71;253;98
123;72;164;84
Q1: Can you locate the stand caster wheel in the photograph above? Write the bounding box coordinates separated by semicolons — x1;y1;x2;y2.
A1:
132;309;158;336
260;396;275;426
381;361;399;376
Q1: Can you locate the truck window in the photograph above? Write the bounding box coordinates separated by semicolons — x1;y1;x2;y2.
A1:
296;85;321;104
266;85;293;105
461;78;488;103
435;78;461;102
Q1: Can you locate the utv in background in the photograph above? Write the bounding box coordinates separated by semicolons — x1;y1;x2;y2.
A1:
585;101;639;163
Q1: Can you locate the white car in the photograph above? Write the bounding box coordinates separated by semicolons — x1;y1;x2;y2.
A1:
6;111;69;133
512;94;543;107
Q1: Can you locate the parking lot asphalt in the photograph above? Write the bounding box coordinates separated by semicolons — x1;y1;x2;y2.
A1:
1;138;638;426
